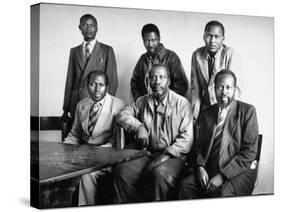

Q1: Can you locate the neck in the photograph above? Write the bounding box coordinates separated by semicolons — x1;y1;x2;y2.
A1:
154;90;168;103
84;38;95;42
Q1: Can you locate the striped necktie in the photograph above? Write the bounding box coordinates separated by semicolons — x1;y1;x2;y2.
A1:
85;42;91;59
214;107;228;139
206;107;228;177
88;102;102;135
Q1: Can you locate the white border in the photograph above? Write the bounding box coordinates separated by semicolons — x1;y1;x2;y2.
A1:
0;0;279;211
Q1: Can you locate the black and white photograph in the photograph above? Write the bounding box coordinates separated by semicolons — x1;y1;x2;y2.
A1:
29;2;274;209
1;0;279;211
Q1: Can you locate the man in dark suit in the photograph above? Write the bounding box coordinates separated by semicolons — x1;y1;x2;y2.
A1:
179;69;259;198
62;14;118;138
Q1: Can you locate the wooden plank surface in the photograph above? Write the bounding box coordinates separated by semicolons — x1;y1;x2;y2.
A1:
31;140;149;184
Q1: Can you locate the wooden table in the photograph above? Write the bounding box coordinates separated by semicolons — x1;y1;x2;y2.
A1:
31;140;149;208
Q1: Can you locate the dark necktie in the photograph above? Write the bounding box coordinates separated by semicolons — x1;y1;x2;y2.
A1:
208;55;215;81
85;42;91;59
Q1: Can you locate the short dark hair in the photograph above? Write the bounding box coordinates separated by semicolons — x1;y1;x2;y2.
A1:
80;14;97;25
87;70;108;85
149;64;170;80
204;20;225;36
214;69;237;86
141;23;160;38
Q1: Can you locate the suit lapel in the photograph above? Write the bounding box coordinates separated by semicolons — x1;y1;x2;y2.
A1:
205;105;219;159
82;41;101;81
219;101;238;164
90;94;112;138
78;99;92;132
201;57;210;84
76;45;86;70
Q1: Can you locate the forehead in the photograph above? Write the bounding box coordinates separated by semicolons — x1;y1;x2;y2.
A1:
143;32;159;40
151;66;168;76
205;25;223;35
81;17;96;25
216;74;235;85
89;74;106;83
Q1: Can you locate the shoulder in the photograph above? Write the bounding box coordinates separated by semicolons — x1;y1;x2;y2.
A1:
236;100;256;113
110;95;125;106
76;97;91;109
163;47;180;59
222;44;235;55
71;44;82;50
70;44;81;53
193;46;206;55
134;94;150;108
97;41;113;50
169;90;191;108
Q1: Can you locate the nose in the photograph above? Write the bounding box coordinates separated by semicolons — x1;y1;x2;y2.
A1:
148;40;154;47
94;84;101;91
221;87;228;95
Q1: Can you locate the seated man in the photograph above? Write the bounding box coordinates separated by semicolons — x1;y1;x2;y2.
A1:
113;64;193;203
179;70;259;199
64;70;125;206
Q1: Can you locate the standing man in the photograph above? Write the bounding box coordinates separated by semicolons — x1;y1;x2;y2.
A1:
179;70;259;199
190;20;236;119
114;64;193;203
62;14;118;138
131;23;188;101
64;71;124;206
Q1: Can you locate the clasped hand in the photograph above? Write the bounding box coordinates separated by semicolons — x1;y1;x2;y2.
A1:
135;125;149;149
197;167;225;192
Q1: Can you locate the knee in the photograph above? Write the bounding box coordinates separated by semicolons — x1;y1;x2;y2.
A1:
152;165;174;184
221;181;236;197
113;163;127;180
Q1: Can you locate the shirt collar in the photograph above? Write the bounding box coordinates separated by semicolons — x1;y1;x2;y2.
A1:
146;43;165;61
82;39;97;48
218;104;230;114
204;44;224;60
89;93;106;107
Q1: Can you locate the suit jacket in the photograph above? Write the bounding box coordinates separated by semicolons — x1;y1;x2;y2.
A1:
196;100;259;195
64;94;125;147
63;41;118;116
190;45;235;119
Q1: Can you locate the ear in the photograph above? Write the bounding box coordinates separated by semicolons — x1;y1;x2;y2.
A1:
78;25;82;31
167;77;171;87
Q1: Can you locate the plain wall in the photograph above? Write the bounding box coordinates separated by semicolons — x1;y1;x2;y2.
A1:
33;3;274;195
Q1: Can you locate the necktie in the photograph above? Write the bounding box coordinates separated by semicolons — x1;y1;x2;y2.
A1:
214;108;228;139
88;103;101;135
206;107;228;177
208;55;215;81
85;42;91;59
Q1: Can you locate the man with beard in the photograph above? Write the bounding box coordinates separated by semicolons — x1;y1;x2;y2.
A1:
190;20;236;120
64;71;124;206
179;70;259;199
130;23;188;101
62;14;118;138
113;64;193;202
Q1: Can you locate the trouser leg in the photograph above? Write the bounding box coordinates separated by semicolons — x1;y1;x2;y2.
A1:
78;169;108;206
178;173;201;199
113;156;150;203
152;158;185;201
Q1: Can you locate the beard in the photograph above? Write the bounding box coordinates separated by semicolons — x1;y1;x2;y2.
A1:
218;95;234;108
